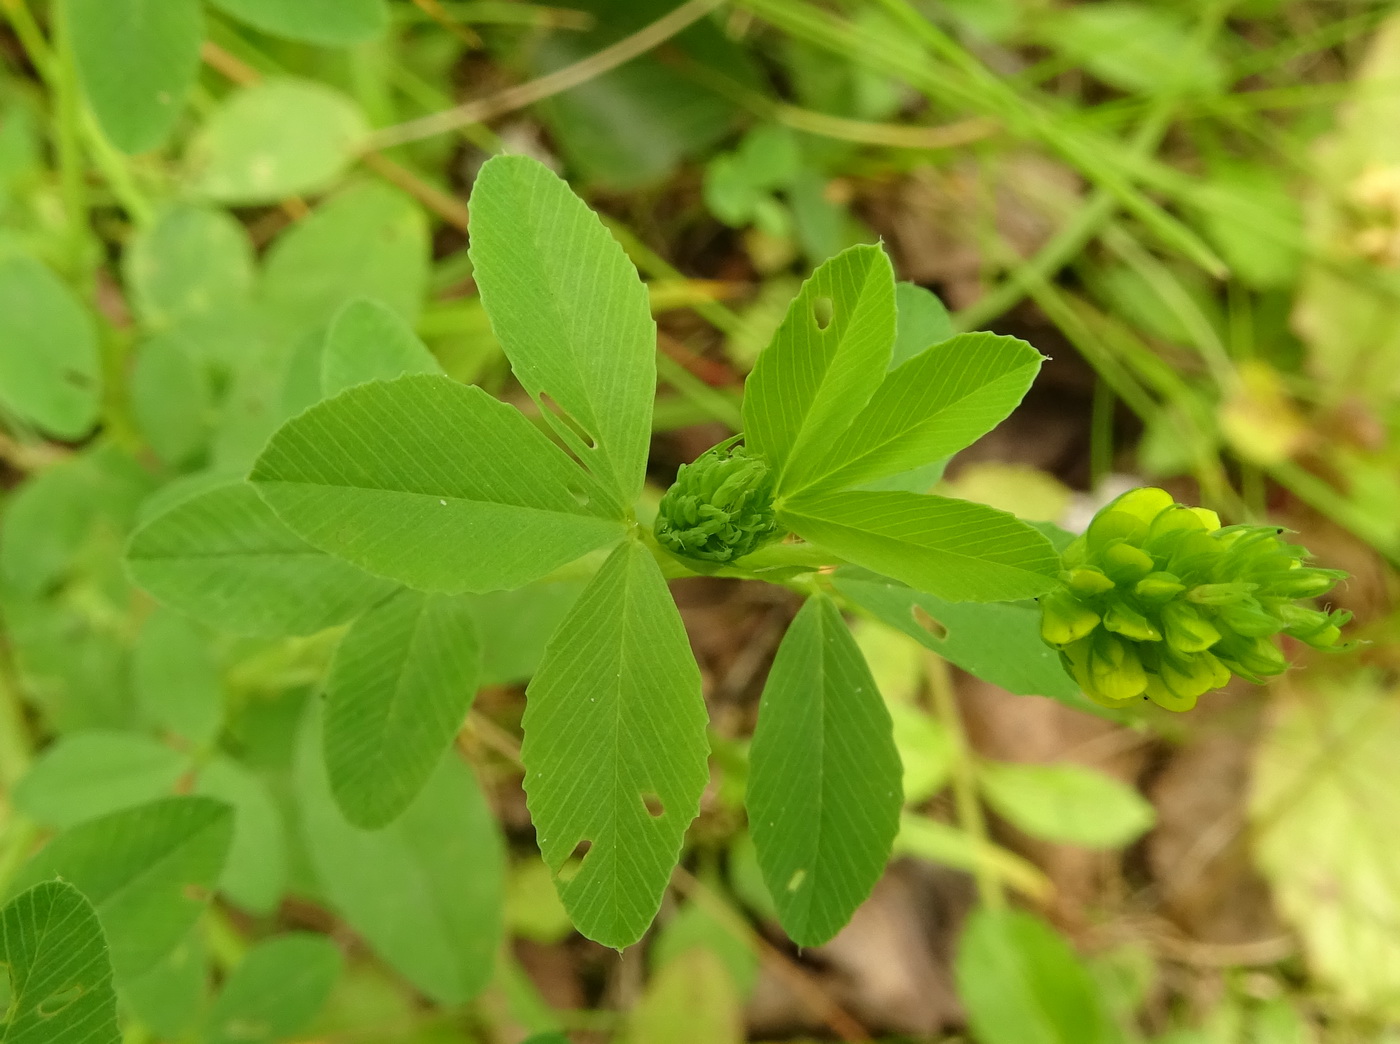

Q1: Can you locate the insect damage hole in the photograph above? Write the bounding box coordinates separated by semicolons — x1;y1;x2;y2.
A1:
37;984;85;1017
641;792;664;819
812;296;835;330
911;605;948;641
556;838;593;884
539;392;599;452
786;868;807;893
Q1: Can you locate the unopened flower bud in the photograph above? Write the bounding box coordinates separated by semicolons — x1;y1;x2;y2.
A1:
655;439;783;564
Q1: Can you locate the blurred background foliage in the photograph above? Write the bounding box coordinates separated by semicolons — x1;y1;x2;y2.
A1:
1;0;1400;1041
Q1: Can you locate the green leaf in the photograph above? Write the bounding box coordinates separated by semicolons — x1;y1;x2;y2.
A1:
186;80;368;205
124;205;254;328
0;255;101;440
129;332;213;466
296;715;504;1005
1042;2;1225;97
204;934;341;1044
978;762;1155;848
261;183;429;328
133;608;223;746
625;947;743;1044
742;245;896;490
10;797;233;980
955;908;1116;1044
0;880;119;1044
65;0;202;154
126;481;399;637
193;756;287;915
206;0;387;46
467;581;586;687
891;282;953;368
781;491;1060;602
250;375;625;593
324;588;481;828
789;333;1045;495
468;154;656;507
651;900;758;998
746;594;901;946
832;570;1081;702
321;298;443;398
119;928;206;1041
13;732;187;829
522;540;709;949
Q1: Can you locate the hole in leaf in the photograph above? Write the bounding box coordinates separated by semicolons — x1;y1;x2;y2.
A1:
37;984;84;1017
642;792;664;818
539;392;599;452
556;839;593;884
566;482;591;509
911;605;948;642
786;868;807;893
812;296;834;330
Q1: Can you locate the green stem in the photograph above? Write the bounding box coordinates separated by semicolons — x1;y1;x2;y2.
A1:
924;652;1004;911
80;111;154;227
50;0;93;281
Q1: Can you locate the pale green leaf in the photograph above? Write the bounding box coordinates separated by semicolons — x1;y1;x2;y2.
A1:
978;762;1155;848
133;607;223;745
780;491;1060;602
187;80;368;205
956;908;1116;1044
891;282;953;368
789;333;1044;495
625;948;743;1044
1042;2;1225;96
13;732;186;829
206;0;387;46
194;756;287;916
119;928;206;1041
521;540;709;949
1251;675;1400;1015
324;588;481;828
468;154;656;507
126;482;399;637
832;570;1082;702
467;581;586;687
894;815;1052;902
0;255;101;440
0;880;119;1044
742;244;896;490
296;716;504;1005
204;934;341;1044
129;332;213;466
746;594;901;946
261;183;429;328
65;0;201;154
10;797;233;979
320;298;442;398
652;902;758;997
250;375;625;593
124;205;254;328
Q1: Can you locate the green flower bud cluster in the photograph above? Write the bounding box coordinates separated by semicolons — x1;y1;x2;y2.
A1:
655;438;784;564
1040;487;1351;711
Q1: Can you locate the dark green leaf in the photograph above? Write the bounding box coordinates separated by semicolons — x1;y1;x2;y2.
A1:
781;491;1060;602
522;540;710;949
0;880;119;1044
324;588;481;828
250;376;626;593
126;481;399;637
746;595;901;946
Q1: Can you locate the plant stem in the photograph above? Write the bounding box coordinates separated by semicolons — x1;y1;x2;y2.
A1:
50;0;93;282
923;652;1004;911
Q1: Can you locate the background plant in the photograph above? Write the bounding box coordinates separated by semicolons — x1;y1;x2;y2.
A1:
0;1;1397;1043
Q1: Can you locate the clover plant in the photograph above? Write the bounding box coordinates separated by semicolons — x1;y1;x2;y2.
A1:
115;154;1349;957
